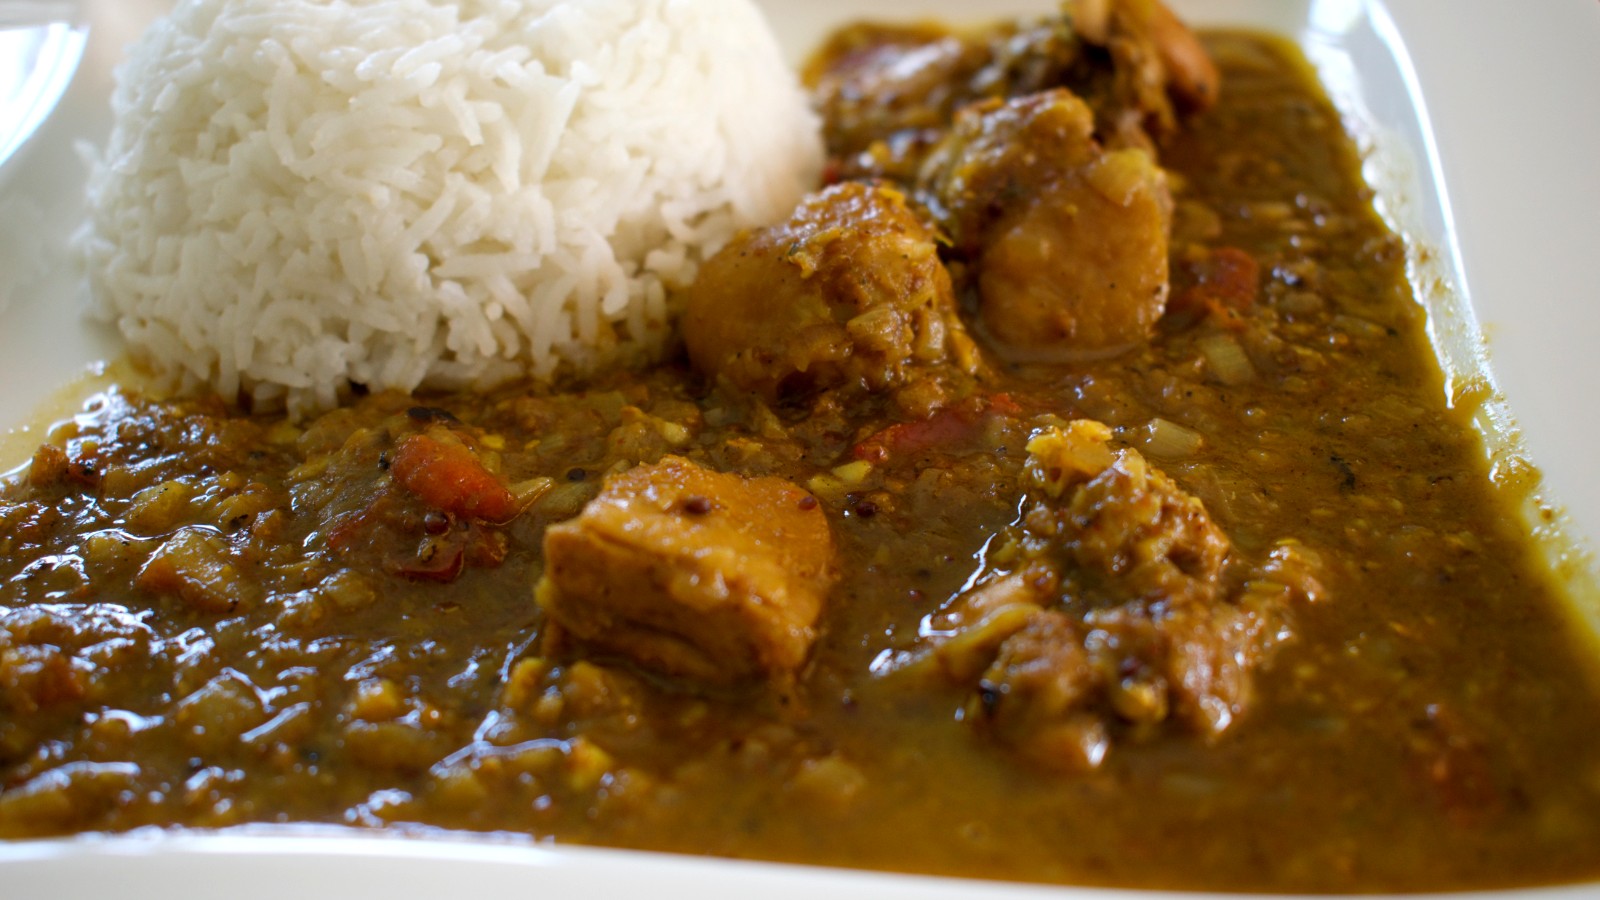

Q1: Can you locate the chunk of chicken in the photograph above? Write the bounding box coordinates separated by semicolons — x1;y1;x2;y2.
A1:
1145;0;1221;112
920;90;1173;356
804;23;990;175
974;594;1283;770
537;457;837;685
807;21;1055;183
1020;419;1227;609
973;611;1110;770
807;0;1218;175
683;181;978;405
1066;0;1219;143
909;420;1311;770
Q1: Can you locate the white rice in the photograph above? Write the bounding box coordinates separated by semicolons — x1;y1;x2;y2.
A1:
78;0;822;416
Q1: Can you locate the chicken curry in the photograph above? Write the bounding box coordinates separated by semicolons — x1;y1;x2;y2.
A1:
3;4;1600;893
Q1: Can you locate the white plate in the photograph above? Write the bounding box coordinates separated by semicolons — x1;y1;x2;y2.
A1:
2;0;1599;896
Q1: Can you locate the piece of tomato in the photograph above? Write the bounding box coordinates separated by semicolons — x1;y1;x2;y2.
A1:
391;433;520;523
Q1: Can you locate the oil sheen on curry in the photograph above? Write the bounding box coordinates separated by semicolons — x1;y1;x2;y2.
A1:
4;6;1600;895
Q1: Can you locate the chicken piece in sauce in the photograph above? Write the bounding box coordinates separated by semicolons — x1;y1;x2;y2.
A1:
1017;419;1227;609
807;0;1218;179
912;420;1310;771
683;181;979;409
537;456;837;686
920;89;1173;356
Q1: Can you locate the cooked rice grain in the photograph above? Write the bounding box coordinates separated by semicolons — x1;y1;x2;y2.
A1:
79;0;822;415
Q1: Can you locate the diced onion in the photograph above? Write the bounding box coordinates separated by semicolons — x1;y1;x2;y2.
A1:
1143;417;1205;458
1197;333;1255;386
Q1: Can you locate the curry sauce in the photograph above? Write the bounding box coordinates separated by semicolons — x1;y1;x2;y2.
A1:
2;24;1599;894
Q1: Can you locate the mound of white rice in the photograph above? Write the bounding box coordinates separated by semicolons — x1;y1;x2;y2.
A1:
79;0;821;415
